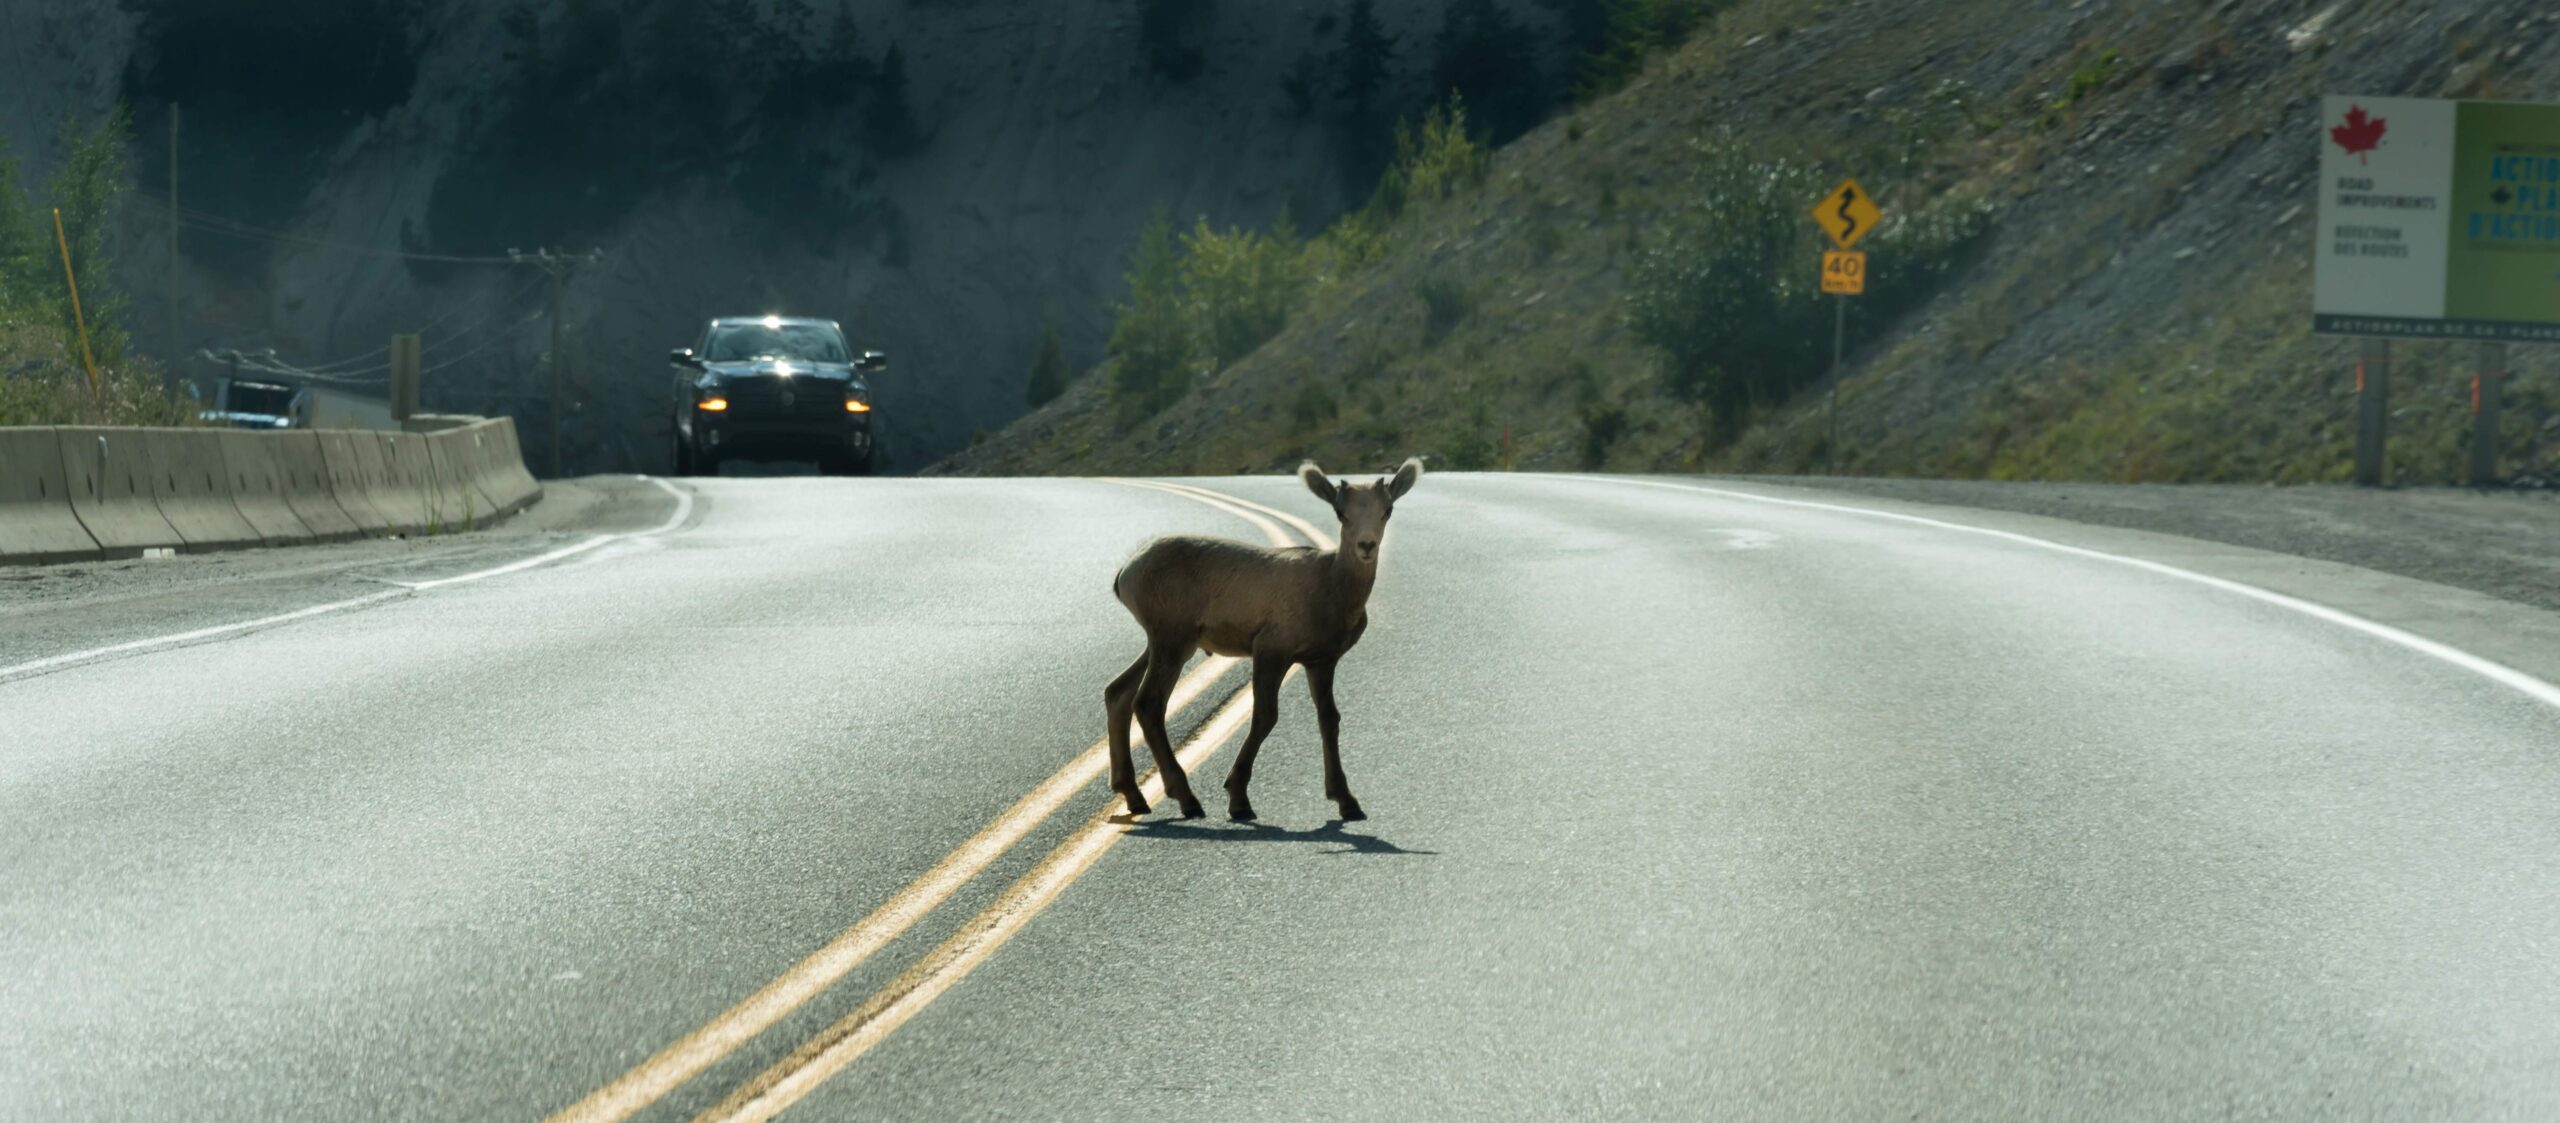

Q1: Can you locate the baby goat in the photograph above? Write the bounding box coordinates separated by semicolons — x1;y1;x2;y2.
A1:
1105;458;1423;821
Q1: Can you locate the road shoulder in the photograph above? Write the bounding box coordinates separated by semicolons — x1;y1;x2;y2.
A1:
1692;476;2560;695
0;476;683;670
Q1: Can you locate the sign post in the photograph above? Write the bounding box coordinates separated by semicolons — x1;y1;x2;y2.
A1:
2315;96;2560;486
2471;343;2506;486
2353;338;2390;486
1812;180;1880;475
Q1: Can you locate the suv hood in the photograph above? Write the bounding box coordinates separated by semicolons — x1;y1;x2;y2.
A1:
701;359;854;381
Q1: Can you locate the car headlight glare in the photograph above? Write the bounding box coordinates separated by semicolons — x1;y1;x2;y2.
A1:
845;399;871;413
698;397;729;412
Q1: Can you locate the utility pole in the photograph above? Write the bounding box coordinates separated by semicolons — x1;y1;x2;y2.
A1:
389;333;422;422
508;247;603;478
167;103;181;393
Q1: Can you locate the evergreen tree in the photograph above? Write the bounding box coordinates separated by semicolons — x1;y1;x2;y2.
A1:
1538;0;1612;64
1138;0;1212;82
863;43;924;155
0;141;38;301
1332;0;1394;113
44;108;134;360
1025;322;1068;407
1431;0;1543;143
1106;211;1197;413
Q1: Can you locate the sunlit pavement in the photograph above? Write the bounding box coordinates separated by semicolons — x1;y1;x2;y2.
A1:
6;474;2558;1120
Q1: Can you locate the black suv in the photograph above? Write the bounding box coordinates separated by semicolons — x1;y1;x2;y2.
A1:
669;316;885;475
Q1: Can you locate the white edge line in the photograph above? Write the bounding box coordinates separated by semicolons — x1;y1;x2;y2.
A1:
1555;474;2560;713
0;476;693;683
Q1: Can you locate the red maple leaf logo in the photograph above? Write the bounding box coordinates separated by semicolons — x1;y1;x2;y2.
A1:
2331;104;2386;164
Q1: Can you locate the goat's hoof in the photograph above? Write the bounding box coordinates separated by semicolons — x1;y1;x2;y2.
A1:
1334;799;1367;822
1176;795;1206;820
1228;800;1257;821
1119;791;1151;816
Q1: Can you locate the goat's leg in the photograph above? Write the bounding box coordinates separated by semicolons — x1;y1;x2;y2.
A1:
1308;658;1364;820
1103;651;1150;815
1135;636;1205;819
1222;653;1289;821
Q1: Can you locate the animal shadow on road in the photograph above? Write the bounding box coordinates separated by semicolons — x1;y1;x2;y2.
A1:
1115;817;1436;857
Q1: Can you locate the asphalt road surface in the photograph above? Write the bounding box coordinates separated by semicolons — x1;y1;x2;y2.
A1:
6;473;2560;1121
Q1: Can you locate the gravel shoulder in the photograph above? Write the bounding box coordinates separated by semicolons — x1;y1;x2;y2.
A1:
1732;476;2560;613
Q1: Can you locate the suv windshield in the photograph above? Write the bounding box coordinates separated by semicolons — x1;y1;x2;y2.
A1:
228;382;296;415
705;322;849;363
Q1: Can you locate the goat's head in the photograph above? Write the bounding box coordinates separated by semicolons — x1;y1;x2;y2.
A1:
1299;458;1422;566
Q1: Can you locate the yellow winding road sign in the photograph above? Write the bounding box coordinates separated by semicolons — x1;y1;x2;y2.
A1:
1813;179;1882;250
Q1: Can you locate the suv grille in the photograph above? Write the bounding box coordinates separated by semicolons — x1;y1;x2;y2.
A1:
722;377;844;420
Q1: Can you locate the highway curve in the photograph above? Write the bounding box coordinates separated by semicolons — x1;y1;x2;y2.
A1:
5;473;2559;1121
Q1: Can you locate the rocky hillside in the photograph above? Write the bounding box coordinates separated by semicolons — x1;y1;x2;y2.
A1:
941;0;2560;486
0;0;1513;472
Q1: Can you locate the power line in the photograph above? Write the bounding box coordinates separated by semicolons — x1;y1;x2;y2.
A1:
197;349;393;386
293;273;548;373
141;191;520;265
416;307;548;377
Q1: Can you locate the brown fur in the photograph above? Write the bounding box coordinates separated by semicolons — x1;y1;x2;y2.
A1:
1104;458;1422;820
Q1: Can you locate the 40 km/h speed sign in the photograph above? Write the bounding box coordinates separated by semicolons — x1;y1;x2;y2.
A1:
1821;250;1867;295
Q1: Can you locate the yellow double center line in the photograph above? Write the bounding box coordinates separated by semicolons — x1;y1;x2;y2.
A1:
546;478;1322;1123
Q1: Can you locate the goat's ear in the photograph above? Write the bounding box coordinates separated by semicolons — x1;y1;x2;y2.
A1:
1386;456;1424;499
1299;461;1340;507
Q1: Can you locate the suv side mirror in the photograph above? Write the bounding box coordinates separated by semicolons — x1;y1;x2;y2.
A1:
669;347;701;368
857;350;888;372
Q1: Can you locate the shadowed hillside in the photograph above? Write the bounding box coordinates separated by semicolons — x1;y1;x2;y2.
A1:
941;0;2560;486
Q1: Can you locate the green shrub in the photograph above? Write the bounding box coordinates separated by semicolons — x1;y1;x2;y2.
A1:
1291;378;1340;428
1581;401;1629;467
1371;96;1489;220
1629;136;1988;441
1182;217;1310;368
1443;401;1498;470
0;108;189;427
1418;273;1472;343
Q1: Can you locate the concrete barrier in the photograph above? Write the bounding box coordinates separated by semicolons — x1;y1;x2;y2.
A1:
5;414;545;563
452;425;512;523
148;429;266;551
402;414;479;434
315;429;396;536
56;428;183;558
483;417;543;513
270;432;365;543
375;432;443;534
421;428;487;530
214;431;318;546
450;421;535;519
0;426;101;564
